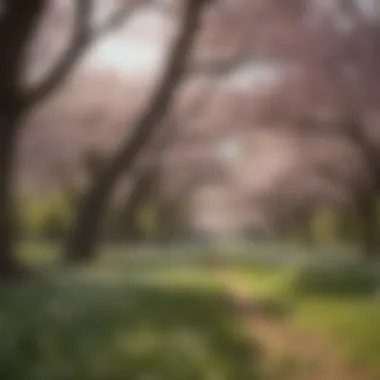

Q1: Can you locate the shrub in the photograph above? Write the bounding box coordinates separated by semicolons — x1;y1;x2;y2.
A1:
18;193;74;241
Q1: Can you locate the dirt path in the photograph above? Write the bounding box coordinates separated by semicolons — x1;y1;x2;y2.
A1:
219;270;376;380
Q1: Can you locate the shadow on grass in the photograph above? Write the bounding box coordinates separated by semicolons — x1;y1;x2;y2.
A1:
291;263;380;297
0;273;263;380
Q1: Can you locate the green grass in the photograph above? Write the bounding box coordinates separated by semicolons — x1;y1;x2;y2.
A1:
0;258;263;380
229;261;380;375
89;252;380;375
12;243;380;377
291;298;380;370
227;265;295;298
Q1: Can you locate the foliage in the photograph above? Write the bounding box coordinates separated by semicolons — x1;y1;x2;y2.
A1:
18;194;74;241
18;195;164;243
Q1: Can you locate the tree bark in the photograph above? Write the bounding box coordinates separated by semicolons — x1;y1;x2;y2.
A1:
0;0;131;276
0;1;47;278
113;169;157;242
0;112;27;278
64;0;208;263
357;195;378;259
155;200;177;243
338;208;355;243
155;195;188;243
301;219;315;247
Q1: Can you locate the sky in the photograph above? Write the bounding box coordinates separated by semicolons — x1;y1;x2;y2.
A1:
86;8;172;76
87;0;380;76
85;5;288;89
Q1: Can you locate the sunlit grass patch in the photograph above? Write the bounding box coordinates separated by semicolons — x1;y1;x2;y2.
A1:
235;261;380;375
290;297;380;373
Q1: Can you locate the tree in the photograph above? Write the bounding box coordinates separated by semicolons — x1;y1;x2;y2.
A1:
0;0;143;277
245;2;380;256
64;0;212;263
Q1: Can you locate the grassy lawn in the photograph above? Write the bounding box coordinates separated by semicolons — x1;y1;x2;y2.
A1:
91;252;380;376
0;265;263;380
10;242;380;378
226;261;380;375
291;297;380;371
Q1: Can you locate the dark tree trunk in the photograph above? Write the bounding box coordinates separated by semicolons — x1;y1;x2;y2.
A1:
155;200;175;243
0;112;27;278
357;195;378;259
64;0;206;263
155;198;185;243
299;211;315;247
338;208;355;243
114;169;157;242
64;180;108;263
0;1;47;278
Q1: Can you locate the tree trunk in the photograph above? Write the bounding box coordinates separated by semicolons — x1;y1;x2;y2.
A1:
299;211;315;247
155;198;185;243
338;208;355;243
357;195;378;259
155;200;175;243
64;0;206;263
113;169;157;242
0;1;48;278
0;113;26;278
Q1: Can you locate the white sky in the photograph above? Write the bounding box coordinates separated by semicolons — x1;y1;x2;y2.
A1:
87;37;164;73
86;9;172;76
227;62;288;92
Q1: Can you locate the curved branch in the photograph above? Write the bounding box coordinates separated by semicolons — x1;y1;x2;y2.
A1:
91;1;144;40
23;0;92;108
189;51;256;78
64;0;210;262
23;1;143;108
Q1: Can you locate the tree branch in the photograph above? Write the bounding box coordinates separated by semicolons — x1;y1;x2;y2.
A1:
103;0;210;180
189;51;257;78
23;0;143;108
64;0;211;261
23;0;92;108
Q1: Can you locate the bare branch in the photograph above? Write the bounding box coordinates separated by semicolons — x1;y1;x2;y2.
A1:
23;1;143;108
106;0;209;178
91;1;146;40
154;80;218;163
64;0;210;261
23;0;92;108
189;51;257;78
